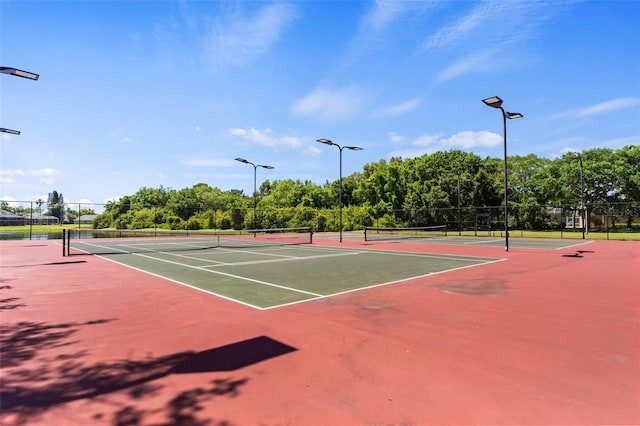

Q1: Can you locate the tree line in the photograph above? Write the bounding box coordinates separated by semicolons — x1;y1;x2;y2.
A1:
1;190;97;224
89;146;639;232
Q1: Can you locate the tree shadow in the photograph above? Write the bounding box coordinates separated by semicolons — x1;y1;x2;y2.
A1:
1;318;295;425
112;377;249;426
0;284;25;310
0;319;113;368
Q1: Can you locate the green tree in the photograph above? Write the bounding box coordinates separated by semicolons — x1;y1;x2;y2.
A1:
46;190;65;222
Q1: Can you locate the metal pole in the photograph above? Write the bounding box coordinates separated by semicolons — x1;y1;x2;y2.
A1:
501;108;509;252
253;165;257;232
339;147;343;243
457;173;462;236
579;156;585;239
29;201;33;240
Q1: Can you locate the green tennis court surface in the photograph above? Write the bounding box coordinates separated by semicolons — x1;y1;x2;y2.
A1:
69;241;501;309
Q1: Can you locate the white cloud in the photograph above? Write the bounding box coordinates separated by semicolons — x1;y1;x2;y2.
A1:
441;130;501;148
208;2;299;69
111;128;134;143
290;87;369;123
425;2;554;81
304;145;322;157
413;134;440;146
549;97;640;119
422;1;504;51
230;127;301;148
1;133;18;141
362;0;408;31
0;169;26;177
32;168;60;185
374;98;421;117
436;47;500;81
32;168;59;177
195;125;201;132
387;131;405;143
179;156;235;167
104;196;122;204
575;97;640;117
560;147;581;155
2;168;61;184
386;133;439;158
386;130;501;158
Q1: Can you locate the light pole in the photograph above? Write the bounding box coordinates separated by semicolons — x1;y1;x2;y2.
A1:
572;153;585;239
235;157;274;230
317;138;363;243
482;96;523;252
457;172;462;236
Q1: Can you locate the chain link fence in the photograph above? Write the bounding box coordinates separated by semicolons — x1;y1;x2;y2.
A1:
1;200;638;240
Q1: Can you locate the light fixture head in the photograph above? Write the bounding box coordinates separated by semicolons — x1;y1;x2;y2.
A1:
482;96;503;108
0;128;21;135
316;138;335;146
235;157;249;164
506;112;523;119
345;146;363;151
0;67;39;81
259;165;275;170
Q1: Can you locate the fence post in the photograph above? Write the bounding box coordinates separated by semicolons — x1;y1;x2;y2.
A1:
29;201;33;240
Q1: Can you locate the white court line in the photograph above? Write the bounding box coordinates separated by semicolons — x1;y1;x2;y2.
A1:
463;239;504;245
147;245;363;267
364;249;498;262
206;251;362;267
555;240;594;250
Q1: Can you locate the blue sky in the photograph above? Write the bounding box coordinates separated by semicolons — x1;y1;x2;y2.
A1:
1;0;639;209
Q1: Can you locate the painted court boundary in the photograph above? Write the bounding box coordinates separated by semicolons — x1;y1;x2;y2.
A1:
84;244;503;310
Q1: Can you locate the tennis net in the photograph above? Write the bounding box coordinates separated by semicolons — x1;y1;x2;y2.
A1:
64;227;313;256
364;225;447;242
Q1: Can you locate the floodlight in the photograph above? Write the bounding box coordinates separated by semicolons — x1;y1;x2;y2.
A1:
0;67;39;81
0;128;21;135
482;96;503;108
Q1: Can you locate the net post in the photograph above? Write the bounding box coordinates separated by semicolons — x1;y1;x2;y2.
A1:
62;229;66;256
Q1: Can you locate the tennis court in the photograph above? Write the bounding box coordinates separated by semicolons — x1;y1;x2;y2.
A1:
66;230;501;309
2;233;639;425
